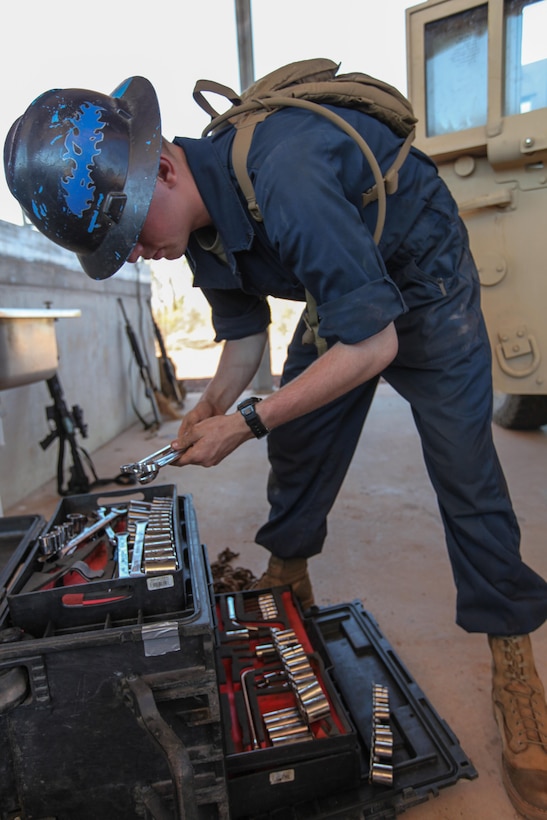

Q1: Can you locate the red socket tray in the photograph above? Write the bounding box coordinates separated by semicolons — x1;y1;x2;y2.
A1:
215;587;361;817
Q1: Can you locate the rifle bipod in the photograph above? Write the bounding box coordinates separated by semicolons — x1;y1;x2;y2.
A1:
40;374;136;497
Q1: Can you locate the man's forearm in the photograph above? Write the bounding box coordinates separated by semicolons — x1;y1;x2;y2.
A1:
199;331;268;414
255;323;398;430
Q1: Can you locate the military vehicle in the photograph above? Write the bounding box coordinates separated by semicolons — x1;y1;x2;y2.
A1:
406;0;547;428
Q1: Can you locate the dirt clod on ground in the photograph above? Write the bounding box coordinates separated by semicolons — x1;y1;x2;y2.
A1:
211;548;257;593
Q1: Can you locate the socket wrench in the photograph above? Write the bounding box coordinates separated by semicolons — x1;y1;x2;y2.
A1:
120;444;183;485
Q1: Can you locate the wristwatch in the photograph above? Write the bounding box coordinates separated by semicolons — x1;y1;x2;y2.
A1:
237;397;270;438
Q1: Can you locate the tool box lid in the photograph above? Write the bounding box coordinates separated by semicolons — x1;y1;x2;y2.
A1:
285;600;478;820
0;515;45;626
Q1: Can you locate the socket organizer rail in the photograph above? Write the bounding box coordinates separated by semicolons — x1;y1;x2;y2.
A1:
369;683;394;785
5;485;191;634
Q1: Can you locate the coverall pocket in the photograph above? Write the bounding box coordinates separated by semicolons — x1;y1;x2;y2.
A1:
385;204;466;310
388;258;451;310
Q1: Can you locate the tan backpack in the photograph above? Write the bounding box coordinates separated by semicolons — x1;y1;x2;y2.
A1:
193;58;417;353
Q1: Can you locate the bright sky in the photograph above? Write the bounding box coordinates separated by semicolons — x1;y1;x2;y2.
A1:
0;0;420;226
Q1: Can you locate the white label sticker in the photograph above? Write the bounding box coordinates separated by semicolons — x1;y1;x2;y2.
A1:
269;769;295;786
146;574;175;591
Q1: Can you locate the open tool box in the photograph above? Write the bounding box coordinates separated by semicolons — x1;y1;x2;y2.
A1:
215;589;477;820
6;484;189;633
0;487;229;819
0;487;477;819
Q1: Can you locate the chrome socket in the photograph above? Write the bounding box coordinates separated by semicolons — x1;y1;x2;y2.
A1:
144;558;177;572
270;732;314;746
370;762;393;785
299;695;331;722
267;723;310;739
263;706;301;720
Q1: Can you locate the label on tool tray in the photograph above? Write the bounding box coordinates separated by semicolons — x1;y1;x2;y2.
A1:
269;769;295;785
146;574;175;591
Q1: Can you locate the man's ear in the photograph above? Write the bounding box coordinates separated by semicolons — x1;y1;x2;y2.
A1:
157;154;177;187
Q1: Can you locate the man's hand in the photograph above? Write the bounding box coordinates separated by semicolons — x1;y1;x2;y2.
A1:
172;409;253;467
176;397;216;441
172;397;219;463
169;332;268;467
167;323;398;470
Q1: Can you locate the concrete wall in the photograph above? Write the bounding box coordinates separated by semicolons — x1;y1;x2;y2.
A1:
0;219;159;511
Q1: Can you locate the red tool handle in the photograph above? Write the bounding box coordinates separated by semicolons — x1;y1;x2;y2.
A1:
61;589;132;607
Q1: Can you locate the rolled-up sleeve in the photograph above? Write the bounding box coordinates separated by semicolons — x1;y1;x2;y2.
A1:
318;278;406;344
201;287;271;342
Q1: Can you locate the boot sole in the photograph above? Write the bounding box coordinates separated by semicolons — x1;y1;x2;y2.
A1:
493;699;547;820
501;756;547;820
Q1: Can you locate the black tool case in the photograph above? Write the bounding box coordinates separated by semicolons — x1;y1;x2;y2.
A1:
0;487;230;820
0;489;477;820
215;590;477;820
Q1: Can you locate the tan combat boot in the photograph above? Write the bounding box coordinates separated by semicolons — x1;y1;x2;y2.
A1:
252;556;315;610
489;634;547;820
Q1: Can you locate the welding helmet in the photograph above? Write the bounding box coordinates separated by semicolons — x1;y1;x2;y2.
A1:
3;76;161;280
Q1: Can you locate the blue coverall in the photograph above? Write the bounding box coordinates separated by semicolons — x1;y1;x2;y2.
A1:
176;105;547;636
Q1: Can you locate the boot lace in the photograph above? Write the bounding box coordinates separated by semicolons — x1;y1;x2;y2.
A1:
501;637;547;749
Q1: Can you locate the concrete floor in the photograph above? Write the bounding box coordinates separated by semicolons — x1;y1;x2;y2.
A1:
6;381;547;820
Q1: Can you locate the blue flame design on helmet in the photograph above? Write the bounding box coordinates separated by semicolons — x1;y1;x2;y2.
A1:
59;103;106;219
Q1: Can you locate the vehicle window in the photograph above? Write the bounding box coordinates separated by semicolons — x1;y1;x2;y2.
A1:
504;0;547;115
424;4;488;136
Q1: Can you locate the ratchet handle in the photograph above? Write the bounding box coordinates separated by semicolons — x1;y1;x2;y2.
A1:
153;445;182;468
120;444;183;484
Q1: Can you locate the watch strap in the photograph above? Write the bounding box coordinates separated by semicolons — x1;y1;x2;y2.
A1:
237;397;270;439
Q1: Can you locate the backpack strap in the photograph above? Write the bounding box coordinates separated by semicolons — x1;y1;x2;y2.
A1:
228;99;416;358
302;290;328;357
193;79;242;119
231;115;270;222
223;95;389;244
230;98;416;230
195;77;416;359
361;128;415;207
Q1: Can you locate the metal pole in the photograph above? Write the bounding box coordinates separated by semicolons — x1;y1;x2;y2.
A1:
234;0;274;393
235;0;255;90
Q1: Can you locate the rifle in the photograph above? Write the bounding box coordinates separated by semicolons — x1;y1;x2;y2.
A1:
149;303;185;407
40;373;137;496
117;298;161;430
40;373;96;496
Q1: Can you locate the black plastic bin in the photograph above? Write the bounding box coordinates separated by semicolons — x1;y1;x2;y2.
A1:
0;490;230;820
